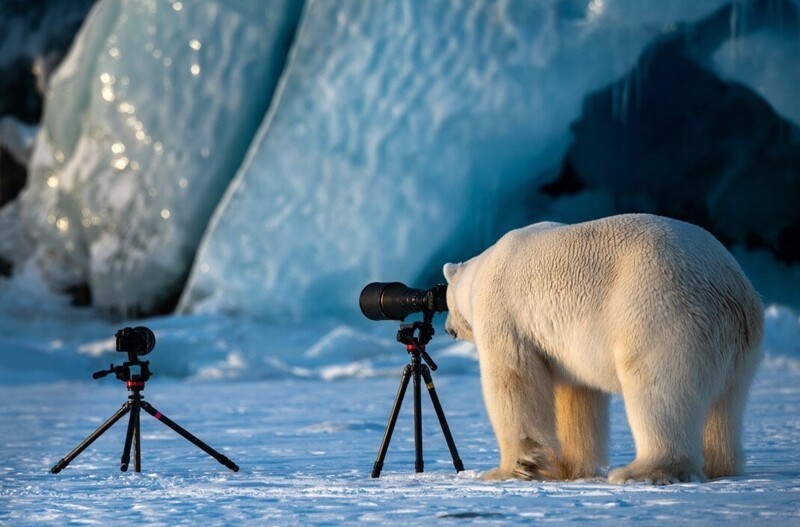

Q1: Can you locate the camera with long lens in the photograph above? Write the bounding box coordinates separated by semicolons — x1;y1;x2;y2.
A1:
115;326;156;356
358;281;464;477
359;282;448;321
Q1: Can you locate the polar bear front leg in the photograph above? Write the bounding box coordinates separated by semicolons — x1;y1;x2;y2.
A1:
478;340;560;480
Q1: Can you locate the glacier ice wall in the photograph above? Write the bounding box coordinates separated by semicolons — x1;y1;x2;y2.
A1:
178;0;732;321
7;0;795;321
0;1;95;210
543;0;800;305
711;12;800;125
8;0;302;315
0;0;95;124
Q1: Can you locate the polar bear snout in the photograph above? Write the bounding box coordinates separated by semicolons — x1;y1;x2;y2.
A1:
442;261;475;342
443;310;473;342
444;320;458;339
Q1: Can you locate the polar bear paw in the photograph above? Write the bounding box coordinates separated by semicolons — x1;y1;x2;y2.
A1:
480;467;514;481
480;465;553;481
481;451;561;481
608;462;705;485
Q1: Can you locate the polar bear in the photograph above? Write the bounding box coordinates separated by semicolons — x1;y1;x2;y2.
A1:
443;214;763;484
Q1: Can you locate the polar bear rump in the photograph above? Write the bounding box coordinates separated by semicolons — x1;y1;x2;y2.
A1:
443;214;763;484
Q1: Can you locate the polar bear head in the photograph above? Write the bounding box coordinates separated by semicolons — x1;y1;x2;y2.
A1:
443;262;474;342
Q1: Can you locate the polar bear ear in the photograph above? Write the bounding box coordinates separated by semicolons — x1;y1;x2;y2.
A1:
443;262;462;283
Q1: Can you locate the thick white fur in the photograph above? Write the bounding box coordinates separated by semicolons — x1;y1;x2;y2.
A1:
443;214;763;484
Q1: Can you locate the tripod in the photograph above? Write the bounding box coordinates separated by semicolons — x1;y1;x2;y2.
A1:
371;316;464;478
50;353;239;474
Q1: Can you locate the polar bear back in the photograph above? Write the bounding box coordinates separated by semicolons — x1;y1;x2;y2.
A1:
459;213;762;393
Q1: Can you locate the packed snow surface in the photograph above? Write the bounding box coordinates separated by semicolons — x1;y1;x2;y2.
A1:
1;271;799;526
2;365;799;526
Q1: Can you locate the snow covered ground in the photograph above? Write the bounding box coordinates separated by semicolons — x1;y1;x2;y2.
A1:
1;273;799;526
1;366;799;526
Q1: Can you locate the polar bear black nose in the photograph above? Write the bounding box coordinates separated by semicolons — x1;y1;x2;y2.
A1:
446;326;457;339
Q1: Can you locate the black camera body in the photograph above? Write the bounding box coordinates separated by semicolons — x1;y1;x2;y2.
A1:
115;326;156;356
359;282;448;321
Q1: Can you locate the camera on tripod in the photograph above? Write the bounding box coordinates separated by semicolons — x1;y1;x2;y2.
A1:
51;325;238;474
358;281;463;478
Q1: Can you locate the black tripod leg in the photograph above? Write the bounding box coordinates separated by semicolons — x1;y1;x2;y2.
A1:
120;405;137;472
50;402;132;474
133;403;141;472
421;366;464;473
139;401;239;472
413;363;423;473
371;365;412;478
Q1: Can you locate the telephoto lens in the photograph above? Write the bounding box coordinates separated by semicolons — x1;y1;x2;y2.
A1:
359;282;447;321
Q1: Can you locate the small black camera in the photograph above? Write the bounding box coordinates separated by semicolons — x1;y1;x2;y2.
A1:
359;282;448;321
115;326;156;356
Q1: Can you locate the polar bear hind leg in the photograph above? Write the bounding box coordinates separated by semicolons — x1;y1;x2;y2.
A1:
609;380;708;483
609;337;714;485
554;384;609;479
702;345;760;479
